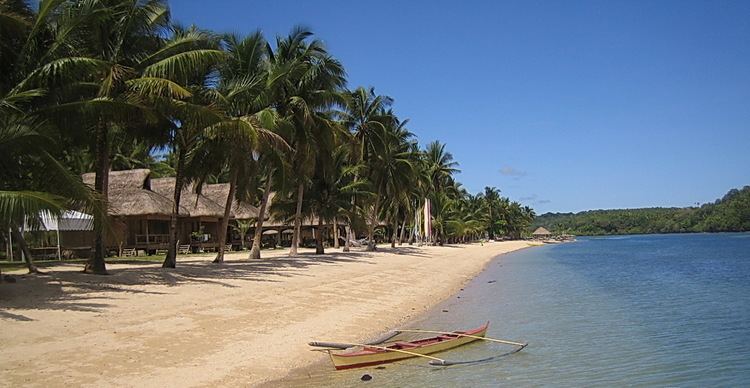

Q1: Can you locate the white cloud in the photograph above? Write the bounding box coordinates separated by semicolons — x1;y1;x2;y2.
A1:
499;166;527;179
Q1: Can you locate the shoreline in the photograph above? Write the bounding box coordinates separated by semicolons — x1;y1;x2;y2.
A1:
267;241;541;385
0;241;538;386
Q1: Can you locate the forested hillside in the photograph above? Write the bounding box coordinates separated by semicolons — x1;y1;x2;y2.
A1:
533;186;750;235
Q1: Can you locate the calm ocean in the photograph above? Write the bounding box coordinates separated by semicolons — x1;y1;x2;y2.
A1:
282;233;750;387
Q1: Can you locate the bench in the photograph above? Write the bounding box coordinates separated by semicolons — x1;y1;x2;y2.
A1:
122;248;137;257
178;244;191;255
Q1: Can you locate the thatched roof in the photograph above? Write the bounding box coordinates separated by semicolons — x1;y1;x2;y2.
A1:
532;227;552;236
82;169;189;216
200;183;261;220
110;188;188;216
82;169;151;191
81;169;281;221
151;178;225;218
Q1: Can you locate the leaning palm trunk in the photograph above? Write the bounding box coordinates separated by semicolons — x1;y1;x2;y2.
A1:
249;178;272;260
333;216;339;249
366;221;375;251
11;226;39;274
214;169;238;263
163;149;186;268
366;198;380;251
289;182;304;255
398;218;407;245
390;219;398;248
315;217;324;254
85;122;109;275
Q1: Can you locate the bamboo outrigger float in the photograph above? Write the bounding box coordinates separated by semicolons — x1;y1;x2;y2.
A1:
309;322;527;370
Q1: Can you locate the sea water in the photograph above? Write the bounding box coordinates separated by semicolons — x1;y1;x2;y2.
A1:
281;233;750;387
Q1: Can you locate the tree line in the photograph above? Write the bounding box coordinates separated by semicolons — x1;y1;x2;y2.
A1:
0;0;534;276
533;186;750;236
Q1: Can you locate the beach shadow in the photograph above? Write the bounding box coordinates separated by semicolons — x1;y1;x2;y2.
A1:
0;249;377;317
0;310;34;321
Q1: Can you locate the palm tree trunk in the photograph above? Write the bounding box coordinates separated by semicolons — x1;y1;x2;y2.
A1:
366;198;380;251
366;221;376;251
315;217;324;254
398;218;407;245
290;182;304;255
163;148;185;268
213;168;238;264
333;216;339;249
249;177;272;260
85;121;109;275
343;224;351;252
390;219;397;248
11;226;39;274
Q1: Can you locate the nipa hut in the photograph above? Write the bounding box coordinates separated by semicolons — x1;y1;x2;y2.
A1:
532;226;552;239
81;168;355;255
81;169;264;254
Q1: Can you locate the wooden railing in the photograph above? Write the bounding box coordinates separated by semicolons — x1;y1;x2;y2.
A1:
135;234;170;245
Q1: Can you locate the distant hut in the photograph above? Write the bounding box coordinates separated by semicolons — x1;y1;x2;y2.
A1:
201;183;261;248
82;169;186;253
80;168;345;254
532;227;552;240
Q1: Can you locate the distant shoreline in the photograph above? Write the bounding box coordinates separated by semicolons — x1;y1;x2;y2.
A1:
534;186;750;236
554;231;750;237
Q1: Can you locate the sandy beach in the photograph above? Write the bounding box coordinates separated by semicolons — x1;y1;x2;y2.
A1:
0;241;535;387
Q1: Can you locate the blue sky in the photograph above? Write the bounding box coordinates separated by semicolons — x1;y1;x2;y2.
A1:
172;0;750;213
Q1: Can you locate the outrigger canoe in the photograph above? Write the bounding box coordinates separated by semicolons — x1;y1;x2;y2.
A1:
325;322;489;370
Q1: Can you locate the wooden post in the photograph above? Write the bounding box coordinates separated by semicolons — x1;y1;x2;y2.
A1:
145;217;150;253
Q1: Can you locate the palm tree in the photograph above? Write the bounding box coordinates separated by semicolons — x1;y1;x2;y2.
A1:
22;1;225;273
266;27;346;255
0;118;103;273
340;87;393;251
306;144;370;254
189;31;289;264
231;219;253;250
0;1;105;273
340;87;393;164
421;141;460;243
365;111;415;250
424;141;460;194
148;26;231;269
247;156;281;260
481;186;502;239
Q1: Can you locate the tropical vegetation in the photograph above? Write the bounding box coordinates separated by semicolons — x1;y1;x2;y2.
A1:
1;0;534;276
533;186;750;236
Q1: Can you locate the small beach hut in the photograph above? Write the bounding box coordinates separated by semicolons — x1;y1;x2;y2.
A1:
24;211;94;259
532;227;552;239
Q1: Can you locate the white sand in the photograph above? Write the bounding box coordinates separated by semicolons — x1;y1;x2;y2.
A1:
0;241;534;387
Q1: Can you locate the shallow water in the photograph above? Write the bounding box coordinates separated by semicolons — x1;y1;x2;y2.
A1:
281;233;750;387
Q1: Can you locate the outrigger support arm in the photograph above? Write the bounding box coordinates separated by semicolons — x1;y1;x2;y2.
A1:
394;328;528;348
428;343;527;366
309;342;448;364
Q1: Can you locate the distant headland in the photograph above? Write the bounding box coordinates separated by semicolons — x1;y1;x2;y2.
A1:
533;186;750;236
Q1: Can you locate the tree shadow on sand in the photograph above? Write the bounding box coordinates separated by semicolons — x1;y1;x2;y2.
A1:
0;250;377;320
